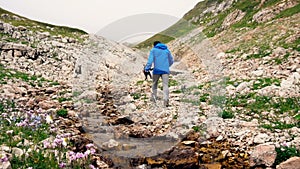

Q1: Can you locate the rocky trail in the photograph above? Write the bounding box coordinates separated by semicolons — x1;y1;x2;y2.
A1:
70;29;253;168
1;2;300;168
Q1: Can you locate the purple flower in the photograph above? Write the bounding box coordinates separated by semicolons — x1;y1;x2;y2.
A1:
0;156;8;163
89;164;96;169
62;133;71;138
59;162;66;168
54;138;63;145
282;141;291;147
90;148;96;155
75;152;84;159
84;150;91;157
86;143;94;149
51;142;58;148
68;151;76;161
43;140;51;149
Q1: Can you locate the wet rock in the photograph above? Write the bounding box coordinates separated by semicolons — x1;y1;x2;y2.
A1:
102;139;121;150
182;140;196;146
250;143;276;167
276;156;300;169
200;163;222;169
146;147;199;169
111;116;134;125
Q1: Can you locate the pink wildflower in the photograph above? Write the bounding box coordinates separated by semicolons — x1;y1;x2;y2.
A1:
59;162;66;168
75;152;84;159
89;164;96;169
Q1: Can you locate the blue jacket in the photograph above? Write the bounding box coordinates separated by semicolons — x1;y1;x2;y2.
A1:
145;43;174;74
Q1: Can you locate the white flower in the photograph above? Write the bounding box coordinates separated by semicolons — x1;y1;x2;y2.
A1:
6;130;13;135
46;115;53;124
62;138;68;147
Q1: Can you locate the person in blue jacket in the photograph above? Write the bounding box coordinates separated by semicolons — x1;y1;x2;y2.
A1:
144;41;174;107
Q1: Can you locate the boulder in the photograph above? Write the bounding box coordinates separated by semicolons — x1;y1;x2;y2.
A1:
276;157;300;169
250;143;277;167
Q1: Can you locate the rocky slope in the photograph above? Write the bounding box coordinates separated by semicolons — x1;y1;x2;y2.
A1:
1;0;300;168
157;0;300;168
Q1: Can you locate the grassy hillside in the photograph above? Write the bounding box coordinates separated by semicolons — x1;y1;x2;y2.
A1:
0;7;87;40
137;0;300;48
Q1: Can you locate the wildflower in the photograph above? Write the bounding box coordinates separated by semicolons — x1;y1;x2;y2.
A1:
0;156;8;163
89;164;96;169
54;138;63;145
75;152;84;159
84;150;91;157
90;148;96;155
62;138;68;147
46;115;53;124
1;113;8;117
6;130;13;135
43;140;51;149
86;143;94;149
62;133;71;138
27;167;33;169
282;141;291;147
59;162;66;168
68;151;76;161
51;142;58;148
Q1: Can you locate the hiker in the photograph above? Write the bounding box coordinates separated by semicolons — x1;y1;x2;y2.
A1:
144;41;174;107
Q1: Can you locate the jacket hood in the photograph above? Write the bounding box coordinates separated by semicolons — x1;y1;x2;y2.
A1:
154;43;168;50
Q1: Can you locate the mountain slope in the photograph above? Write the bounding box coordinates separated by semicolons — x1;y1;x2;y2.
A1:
135;0;300;168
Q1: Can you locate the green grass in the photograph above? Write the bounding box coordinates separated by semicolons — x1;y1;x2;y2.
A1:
131;92;142;100
136;18;196;48
200;93;210;102
275;145;300;165
58;97;72;103
226;94;300;115
181;98;200;106
136;80;144;85
203;11;230;37
275;3;300;19
169;79;179;87
252;78;280;90
246;45;271;59
0;64;56;87
56;109;68;118
219;110;235;119
261;122;297;131
135;34;175;49
50;82;60;86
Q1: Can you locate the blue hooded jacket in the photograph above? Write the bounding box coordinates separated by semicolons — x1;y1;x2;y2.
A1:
145;43;174;74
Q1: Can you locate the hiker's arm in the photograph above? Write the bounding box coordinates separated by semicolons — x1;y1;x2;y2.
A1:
145;50;154;71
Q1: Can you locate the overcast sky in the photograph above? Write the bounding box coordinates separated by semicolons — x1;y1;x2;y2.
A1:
0;0;200;34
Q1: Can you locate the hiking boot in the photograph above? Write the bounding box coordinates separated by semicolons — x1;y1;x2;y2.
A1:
163;100;169;107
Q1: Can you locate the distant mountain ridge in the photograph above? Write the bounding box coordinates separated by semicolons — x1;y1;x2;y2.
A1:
137;0;300;49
